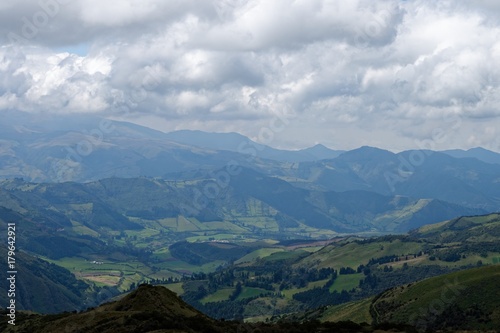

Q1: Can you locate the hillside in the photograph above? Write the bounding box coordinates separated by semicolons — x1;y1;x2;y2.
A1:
0;246;97;314
175;213;500;321
372;264;500;331
1;284;378;333
1;284;217;333
409;212;500;243
296;213;500;271
317;265;500;331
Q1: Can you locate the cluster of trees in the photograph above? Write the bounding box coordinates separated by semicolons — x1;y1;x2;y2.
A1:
339;266;356;274
179;265;340;300
229;282;242;301
131;276;182;291
429;304;492;331
426;242;500;263
169;241;251;265
293;288;350;308
159;255;343;319
367;251;425;266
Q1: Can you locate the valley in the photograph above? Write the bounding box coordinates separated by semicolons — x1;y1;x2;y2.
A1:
0;172;493;296
1;117;500;330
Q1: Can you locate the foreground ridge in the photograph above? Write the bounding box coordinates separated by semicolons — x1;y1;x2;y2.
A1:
2;284;409;333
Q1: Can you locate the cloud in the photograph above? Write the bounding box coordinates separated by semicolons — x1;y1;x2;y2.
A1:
0;45;113;113
0;0;499;151
187;0;405;51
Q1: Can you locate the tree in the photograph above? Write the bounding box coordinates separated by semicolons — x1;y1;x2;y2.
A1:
229;282;242;301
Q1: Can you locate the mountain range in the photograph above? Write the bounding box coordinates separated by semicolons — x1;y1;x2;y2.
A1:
1;113;500;213
0;170;485;253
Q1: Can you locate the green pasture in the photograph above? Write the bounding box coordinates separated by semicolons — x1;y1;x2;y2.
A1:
281;279;329;299
237;287;269;300
201;288;235;304
320;297;374;324
298;239;423;269
329;273;363;292
235;248;284;264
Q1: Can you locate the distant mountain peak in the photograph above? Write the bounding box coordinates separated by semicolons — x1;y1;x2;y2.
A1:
165;130;342;162
442;147;500;165
468;146;494;153
303;143;330;151
338;146;395;160
296;143;343;160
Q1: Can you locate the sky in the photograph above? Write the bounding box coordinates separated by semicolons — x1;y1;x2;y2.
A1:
1;0;500;152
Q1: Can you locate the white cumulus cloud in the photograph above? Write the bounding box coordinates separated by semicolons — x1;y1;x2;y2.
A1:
0;0;499;151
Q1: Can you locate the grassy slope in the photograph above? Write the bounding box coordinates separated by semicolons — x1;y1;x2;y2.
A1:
281;279;330;299
329;273;363;292
296;239;423;269
412;213;500;243
319;297;374;324
319;265;500;331
295;213;500;272
372;264;500;330
235;248;284;264
201;288;235;304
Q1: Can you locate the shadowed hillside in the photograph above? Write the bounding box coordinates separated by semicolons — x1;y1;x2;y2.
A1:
2;284;387;333
0;246;98;314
